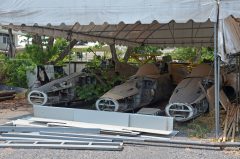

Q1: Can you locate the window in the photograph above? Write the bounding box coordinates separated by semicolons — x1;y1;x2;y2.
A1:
0;33;10;44
3;36;7;44
2;36;10;44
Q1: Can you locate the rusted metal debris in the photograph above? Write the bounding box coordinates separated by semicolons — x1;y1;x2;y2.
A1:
165;63;240;126
0;90;16;101
168;63;190;85
165;64;214;122
27;72;96;105
96;64;173;112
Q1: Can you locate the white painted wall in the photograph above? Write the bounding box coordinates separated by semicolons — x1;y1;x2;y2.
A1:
0;27;19;51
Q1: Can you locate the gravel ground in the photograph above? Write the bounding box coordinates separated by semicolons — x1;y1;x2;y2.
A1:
0;145;239;159
0;100;239;159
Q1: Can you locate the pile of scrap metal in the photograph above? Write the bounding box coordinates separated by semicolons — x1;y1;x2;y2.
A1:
0;85;27;102
1;115;239;150
165;64;214;122
165;63;240;122
27;62;238;125
0;86;28;110
27;62;137;106
0;124;124;150
168;62;190;85
0;109;176;150
0;90;16;101
27;62;188;113
27;72;97;106
96;64;173;112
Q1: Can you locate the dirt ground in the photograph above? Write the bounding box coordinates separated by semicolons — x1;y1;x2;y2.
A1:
0;98;32;125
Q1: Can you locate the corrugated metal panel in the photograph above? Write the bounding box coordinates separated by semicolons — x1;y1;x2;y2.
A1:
33;105;174;134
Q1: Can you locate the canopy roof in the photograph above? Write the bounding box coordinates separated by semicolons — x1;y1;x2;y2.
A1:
6;20;214;47
0;0;217;25
1;0;240;61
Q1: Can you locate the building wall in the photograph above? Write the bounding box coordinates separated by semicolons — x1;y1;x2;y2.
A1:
0;33;9;50
63;62;87;75
0;27;18;51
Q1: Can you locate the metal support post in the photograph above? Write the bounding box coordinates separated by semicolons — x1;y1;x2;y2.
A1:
214;22;220;138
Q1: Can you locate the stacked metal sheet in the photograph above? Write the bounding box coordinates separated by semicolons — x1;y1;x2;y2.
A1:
1;117;240;150
0;117;174;151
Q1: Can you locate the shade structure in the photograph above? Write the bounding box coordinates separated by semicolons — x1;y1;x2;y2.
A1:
1;0;240;61
1;0;239;24
5;20;215;47
0;0;217;25
0;0;217;48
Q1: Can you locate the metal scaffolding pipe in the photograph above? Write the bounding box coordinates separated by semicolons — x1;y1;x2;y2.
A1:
127;139;240;148
0;126;100;134
0;141;123;151
214;1;221;138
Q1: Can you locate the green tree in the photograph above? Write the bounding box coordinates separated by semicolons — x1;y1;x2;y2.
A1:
170;47;197;62
200;47;214;63
134;45;161;54
19;38;68;65
170;47;213;63
0;36;70;88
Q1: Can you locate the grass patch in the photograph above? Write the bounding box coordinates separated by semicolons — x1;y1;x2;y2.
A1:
186;120;211;138
176;111;216;138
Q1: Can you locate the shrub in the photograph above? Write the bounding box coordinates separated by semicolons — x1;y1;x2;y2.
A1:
2;58;35;88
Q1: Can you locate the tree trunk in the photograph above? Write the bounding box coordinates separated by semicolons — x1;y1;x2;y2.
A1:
47;37;54;52
109;44;119;63
123;46;133;63
194;48;202;63
52;39;78;64
32;34;43;46
7;29;16;57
